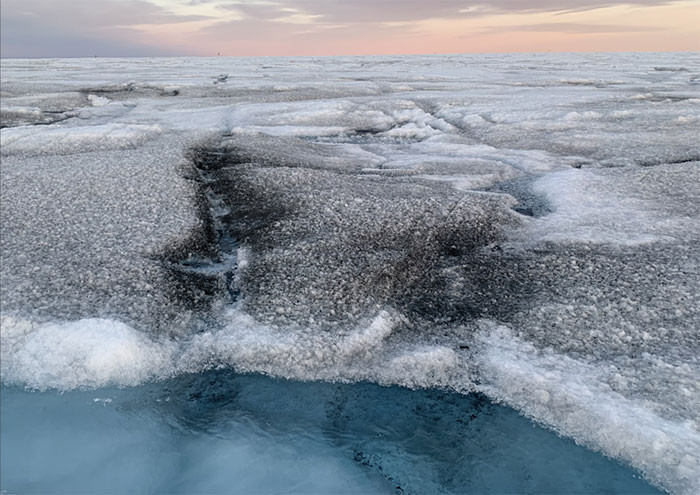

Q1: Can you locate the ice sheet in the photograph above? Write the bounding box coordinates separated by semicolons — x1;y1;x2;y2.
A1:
1;52;699;493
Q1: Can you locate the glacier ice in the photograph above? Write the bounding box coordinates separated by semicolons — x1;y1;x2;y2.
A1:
1;52;699;493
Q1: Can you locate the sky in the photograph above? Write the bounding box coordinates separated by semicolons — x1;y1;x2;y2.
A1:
1;0;698;57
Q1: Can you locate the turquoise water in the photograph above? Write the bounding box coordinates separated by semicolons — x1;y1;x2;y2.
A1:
1;371;660;494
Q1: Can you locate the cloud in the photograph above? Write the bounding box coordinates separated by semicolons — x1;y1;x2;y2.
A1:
209;0;676;24
0;17;176;58
191;0;675;54
493;22;664;33
0;0;212;57
194;9;417;52
2;0;213;29
0;0;689;57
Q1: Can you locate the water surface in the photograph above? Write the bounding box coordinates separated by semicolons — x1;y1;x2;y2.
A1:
1;371;660;494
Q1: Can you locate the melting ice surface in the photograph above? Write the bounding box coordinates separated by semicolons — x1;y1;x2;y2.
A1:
1;53;699;493
1;373;659;494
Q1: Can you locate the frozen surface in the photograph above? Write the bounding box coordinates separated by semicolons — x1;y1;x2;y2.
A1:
1;53;699;493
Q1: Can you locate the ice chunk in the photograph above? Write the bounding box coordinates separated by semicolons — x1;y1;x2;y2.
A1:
1;123;162;156
87;94;110;107
0;315;175;390
179;308;469;390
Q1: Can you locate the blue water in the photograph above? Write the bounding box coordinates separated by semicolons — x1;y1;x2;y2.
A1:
1;371;660;494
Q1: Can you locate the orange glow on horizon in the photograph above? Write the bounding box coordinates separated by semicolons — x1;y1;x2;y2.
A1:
126;1;700;57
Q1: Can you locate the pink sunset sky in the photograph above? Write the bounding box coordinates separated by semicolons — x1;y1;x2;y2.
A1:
1;0;698;57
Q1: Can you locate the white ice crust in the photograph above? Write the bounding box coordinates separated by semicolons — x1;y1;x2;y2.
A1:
0;315;176;390
476;322;700;494
1;310;464;392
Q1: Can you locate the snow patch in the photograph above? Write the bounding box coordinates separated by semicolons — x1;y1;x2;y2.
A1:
1;310;466;393
0;315;175;390
527;169;673;245
87;94;110;107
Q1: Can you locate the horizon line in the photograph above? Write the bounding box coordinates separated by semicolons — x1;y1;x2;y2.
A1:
2;48;699;60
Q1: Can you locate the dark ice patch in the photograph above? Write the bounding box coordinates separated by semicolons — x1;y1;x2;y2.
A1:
0;143;222;336
0;109;71;129
80;83;179;100
484;177;552;218
638;155;700;167
632;93;694;103
184;136;520;327
653;67;689;72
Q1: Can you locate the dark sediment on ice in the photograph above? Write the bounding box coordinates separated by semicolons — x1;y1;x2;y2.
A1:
182;135;522;328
